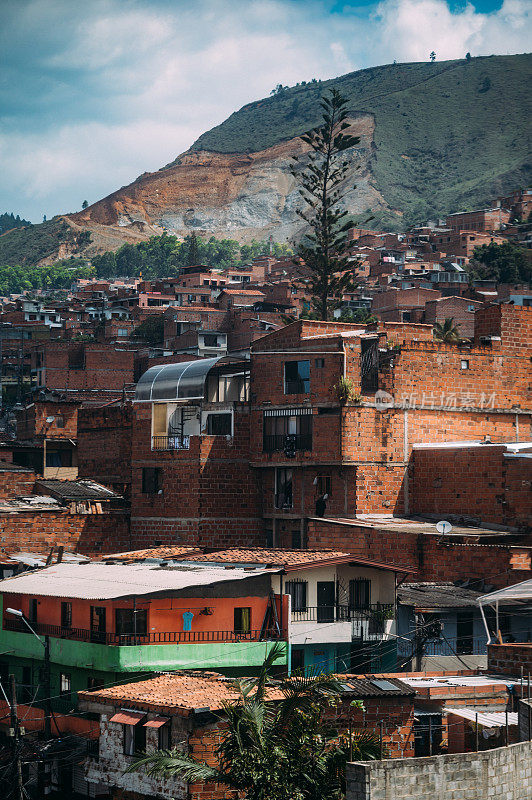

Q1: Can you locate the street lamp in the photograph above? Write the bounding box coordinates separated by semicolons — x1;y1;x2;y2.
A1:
6;608;52;738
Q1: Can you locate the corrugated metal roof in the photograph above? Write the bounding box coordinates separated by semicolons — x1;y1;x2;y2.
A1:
0;562;279;600
398;582;483;609
445;708;518;728
35;479;120;501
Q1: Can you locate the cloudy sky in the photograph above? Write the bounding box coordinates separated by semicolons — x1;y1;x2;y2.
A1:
1;0;530;222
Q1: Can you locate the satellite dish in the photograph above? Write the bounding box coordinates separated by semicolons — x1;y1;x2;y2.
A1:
436;520;452;535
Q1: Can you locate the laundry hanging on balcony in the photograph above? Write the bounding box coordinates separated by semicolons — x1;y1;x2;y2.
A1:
182;611;194;632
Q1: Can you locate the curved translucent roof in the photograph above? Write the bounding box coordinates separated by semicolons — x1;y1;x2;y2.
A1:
134;356;244;402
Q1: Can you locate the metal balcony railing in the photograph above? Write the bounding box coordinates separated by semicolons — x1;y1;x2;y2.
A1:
291;604;395;635
3;618;284;645
151;434;190;451
263;433;312;453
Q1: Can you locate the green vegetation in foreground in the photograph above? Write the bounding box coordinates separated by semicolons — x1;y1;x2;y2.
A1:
92;234;292;278
0;259;94;295
0;212;32;235
189;54;532;229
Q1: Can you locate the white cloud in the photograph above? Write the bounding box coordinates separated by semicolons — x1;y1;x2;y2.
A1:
375;0;531;62
1;0;530;221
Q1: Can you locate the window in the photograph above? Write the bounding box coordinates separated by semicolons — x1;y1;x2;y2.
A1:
158;722;171;750
349;579;371;610
203;334;219;347
115;609;148;638
87;676;104;691
234;607;251;634
275;468;293;509
117;328;128;337
284;360;310;394
286;580;307;612
60;673;71;696
263;410;312;453
28;599;38;624
315;358;325;368
61;602;72;629
460;359;469;370
467;305;476;312
206;413;232;436
316;476;331;496
124;720;146;756
142;467;161;494
55;415;65;428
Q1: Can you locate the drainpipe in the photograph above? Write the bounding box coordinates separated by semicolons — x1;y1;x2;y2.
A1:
403;410;409;515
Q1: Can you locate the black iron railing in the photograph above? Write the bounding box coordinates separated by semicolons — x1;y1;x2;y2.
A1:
151;434;190;451
4;618;284;645
263;433;312;453
291;604;395;634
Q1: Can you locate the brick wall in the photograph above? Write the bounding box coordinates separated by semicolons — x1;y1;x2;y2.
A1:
130;404;264;550
33;341;137;397
307;518;532;587
77;404;133;497
0;466;35;498
487;644;532;677
16;400;79;440
423;296;483;339
347;740;532;800
0;510;130;557
412;445;532;528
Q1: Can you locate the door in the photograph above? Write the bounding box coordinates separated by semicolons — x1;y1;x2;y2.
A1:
456;612;474;654
317;581;335;623
90;606;106;643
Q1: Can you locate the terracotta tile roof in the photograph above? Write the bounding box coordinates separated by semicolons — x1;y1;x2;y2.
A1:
186;548;351;567
79;672;414;714
219;289;266;296
78;672;284;714
185;548;410;573
102;546;202;562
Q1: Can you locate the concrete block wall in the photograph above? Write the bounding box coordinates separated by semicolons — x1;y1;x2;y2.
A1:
347;740;532;800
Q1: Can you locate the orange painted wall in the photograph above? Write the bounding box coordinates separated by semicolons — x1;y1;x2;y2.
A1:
2;592;272;636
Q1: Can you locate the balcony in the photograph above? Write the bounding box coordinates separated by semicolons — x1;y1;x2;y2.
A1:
263;433;312;454
3;618;284;645
151;434;190;451
291;604;394;638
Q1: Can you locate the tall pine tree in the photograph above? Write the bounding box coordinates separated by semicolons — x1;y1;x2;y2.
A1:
187;232;200;266
291;88;362;320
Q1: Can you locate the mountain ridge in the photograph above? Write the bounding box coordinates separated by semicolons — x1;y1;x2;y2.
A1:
1;53;530;266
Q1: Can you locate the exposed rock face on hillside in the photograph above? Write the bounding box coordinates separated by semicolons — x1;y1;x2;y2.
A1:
71;114;386;247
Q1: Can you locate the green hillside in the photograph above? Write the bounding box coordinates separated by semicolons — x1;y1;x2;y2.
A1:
191;54;532;228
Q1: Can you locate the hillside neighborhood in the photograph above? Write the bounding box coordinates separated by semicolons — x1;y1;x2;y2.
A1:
1;5;532;795
0;180;529;798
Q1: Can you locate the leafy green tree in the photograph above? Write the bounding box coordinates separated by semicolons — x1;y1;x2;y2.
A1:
433;317;461;343
92;250;117;278
338;308;377;324
291;88;361;320
126;645;381;800
430;51;436;62
467;241;531;284
82;200;89;209
130;315;165;345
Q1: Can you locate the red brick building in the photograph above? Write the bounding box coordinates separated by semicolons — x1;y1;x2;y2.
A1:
423;295;483;338
445;208;511;232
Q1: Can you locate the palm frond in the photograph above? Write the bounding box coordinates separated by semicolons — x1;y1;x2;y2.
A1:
124;749;221;782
